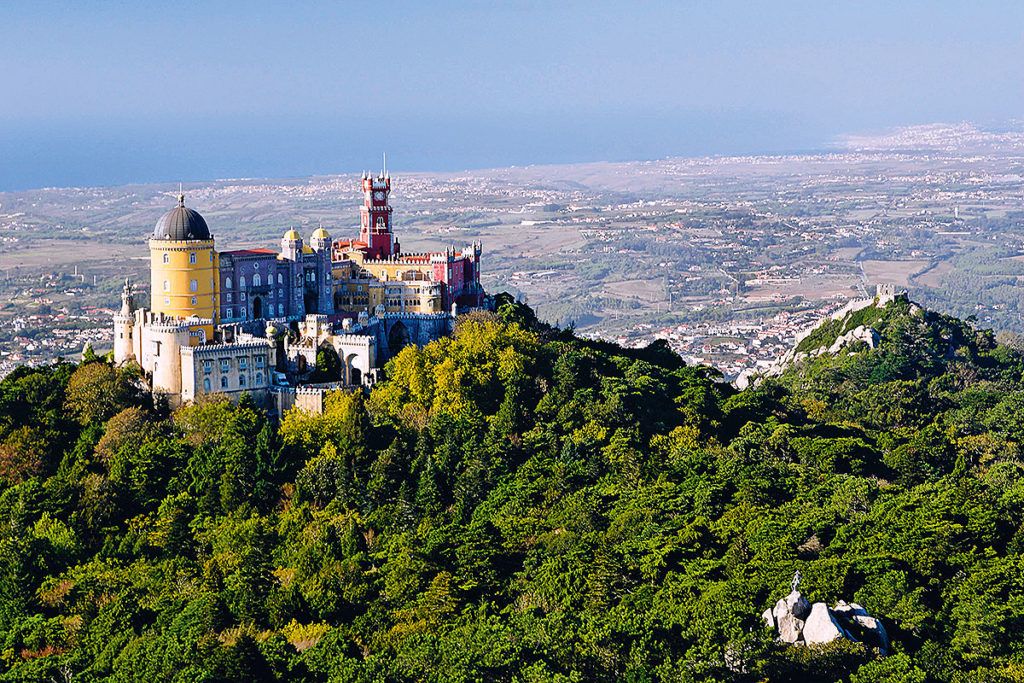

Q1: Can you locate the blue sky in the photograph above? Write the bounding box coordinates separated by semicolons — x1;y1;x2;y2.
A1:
1;1;1021;190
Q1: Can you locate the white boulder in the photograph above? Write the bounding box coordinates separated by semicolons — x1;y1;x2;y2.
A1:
777;613;805;644
802;602;848;646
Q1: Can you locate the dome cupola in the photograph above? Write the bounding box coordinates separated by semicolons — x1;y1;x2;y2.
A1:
152;194;211;241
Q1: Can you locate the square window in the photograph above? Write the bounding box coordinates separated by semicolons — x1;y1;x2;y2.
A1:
191;296;197;305
190;279;198;292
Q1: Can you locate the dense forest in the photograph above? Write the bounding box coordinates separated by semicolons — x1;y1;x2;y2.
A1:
3;293;1024;681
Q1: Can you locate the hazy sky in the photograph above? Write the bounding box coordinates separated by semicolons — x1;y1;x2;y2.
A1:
1;1;1021;190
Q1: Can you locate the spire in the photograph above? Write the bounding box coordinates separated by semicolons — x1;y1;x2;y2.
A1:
120;277;136;316
178;182;184;206
382;152;386;178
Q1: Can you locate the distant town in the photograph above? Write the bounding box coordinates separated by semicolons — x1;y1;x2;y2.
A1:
2;122;1023;381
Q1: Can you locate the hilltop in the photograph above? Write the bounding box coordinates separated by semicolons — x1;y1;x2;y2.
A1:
1;297;1024;680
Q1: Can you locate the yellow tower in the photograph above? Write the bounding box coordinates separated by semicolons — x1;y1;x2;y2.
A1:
149;194;219;339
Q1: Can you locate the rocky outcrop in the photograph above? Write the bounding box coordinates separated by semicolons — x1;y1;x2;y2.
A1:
762;575;888;653
826;325;879;355
802;602;848;646
737;285;906;389
762;324;880;381
834;600;889;652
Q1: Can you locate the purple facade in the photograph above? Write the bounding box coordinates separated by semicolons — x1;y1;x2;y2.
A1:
218;242;333;322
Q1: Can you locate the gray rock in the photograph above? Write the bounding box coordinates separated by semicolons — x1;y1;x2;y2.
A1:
852;614;889;654
777;612;805;644
762;608;775;630
802;602;847;646
786;590;811;620
772;596;790;624
833;600;867;618
832;600;854;617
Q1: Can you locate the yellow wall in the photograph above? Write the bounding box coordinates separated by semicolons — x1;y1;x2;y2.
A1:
333;278;441;314
367;261;435;282
333;250;442;315
149;239;220;323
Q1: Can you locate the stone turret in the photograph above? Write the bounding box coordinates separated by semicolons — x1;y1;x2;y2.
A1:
876;283;896;306
113;278;136;364
281;229;302;261
310;226;331;253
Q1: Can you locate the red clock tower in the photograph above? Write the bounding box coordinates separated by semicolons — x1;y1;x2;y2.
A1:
359;170;395;258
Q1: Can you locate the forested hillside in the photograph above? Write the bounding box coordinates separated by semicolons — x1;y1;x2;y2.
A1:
3;294;1024;681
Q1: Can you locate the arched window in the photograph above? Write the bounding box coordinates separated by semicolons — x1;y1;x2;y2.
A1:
254;274;261;287
163;253;169;264
226;276;233;289
189;252;196;264
220;376;228;389
277;303;283;315
163;280;170;291
203;378;211;391
277;273;283;284
239;374;246;387
240;275;246;288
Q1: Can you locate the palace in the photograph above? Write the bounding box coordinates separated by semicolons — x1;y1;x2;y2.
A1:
113;169;486;411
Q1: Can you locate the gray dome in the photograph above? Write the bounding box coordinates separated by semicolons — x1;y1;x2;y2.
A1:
152;195;211;241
